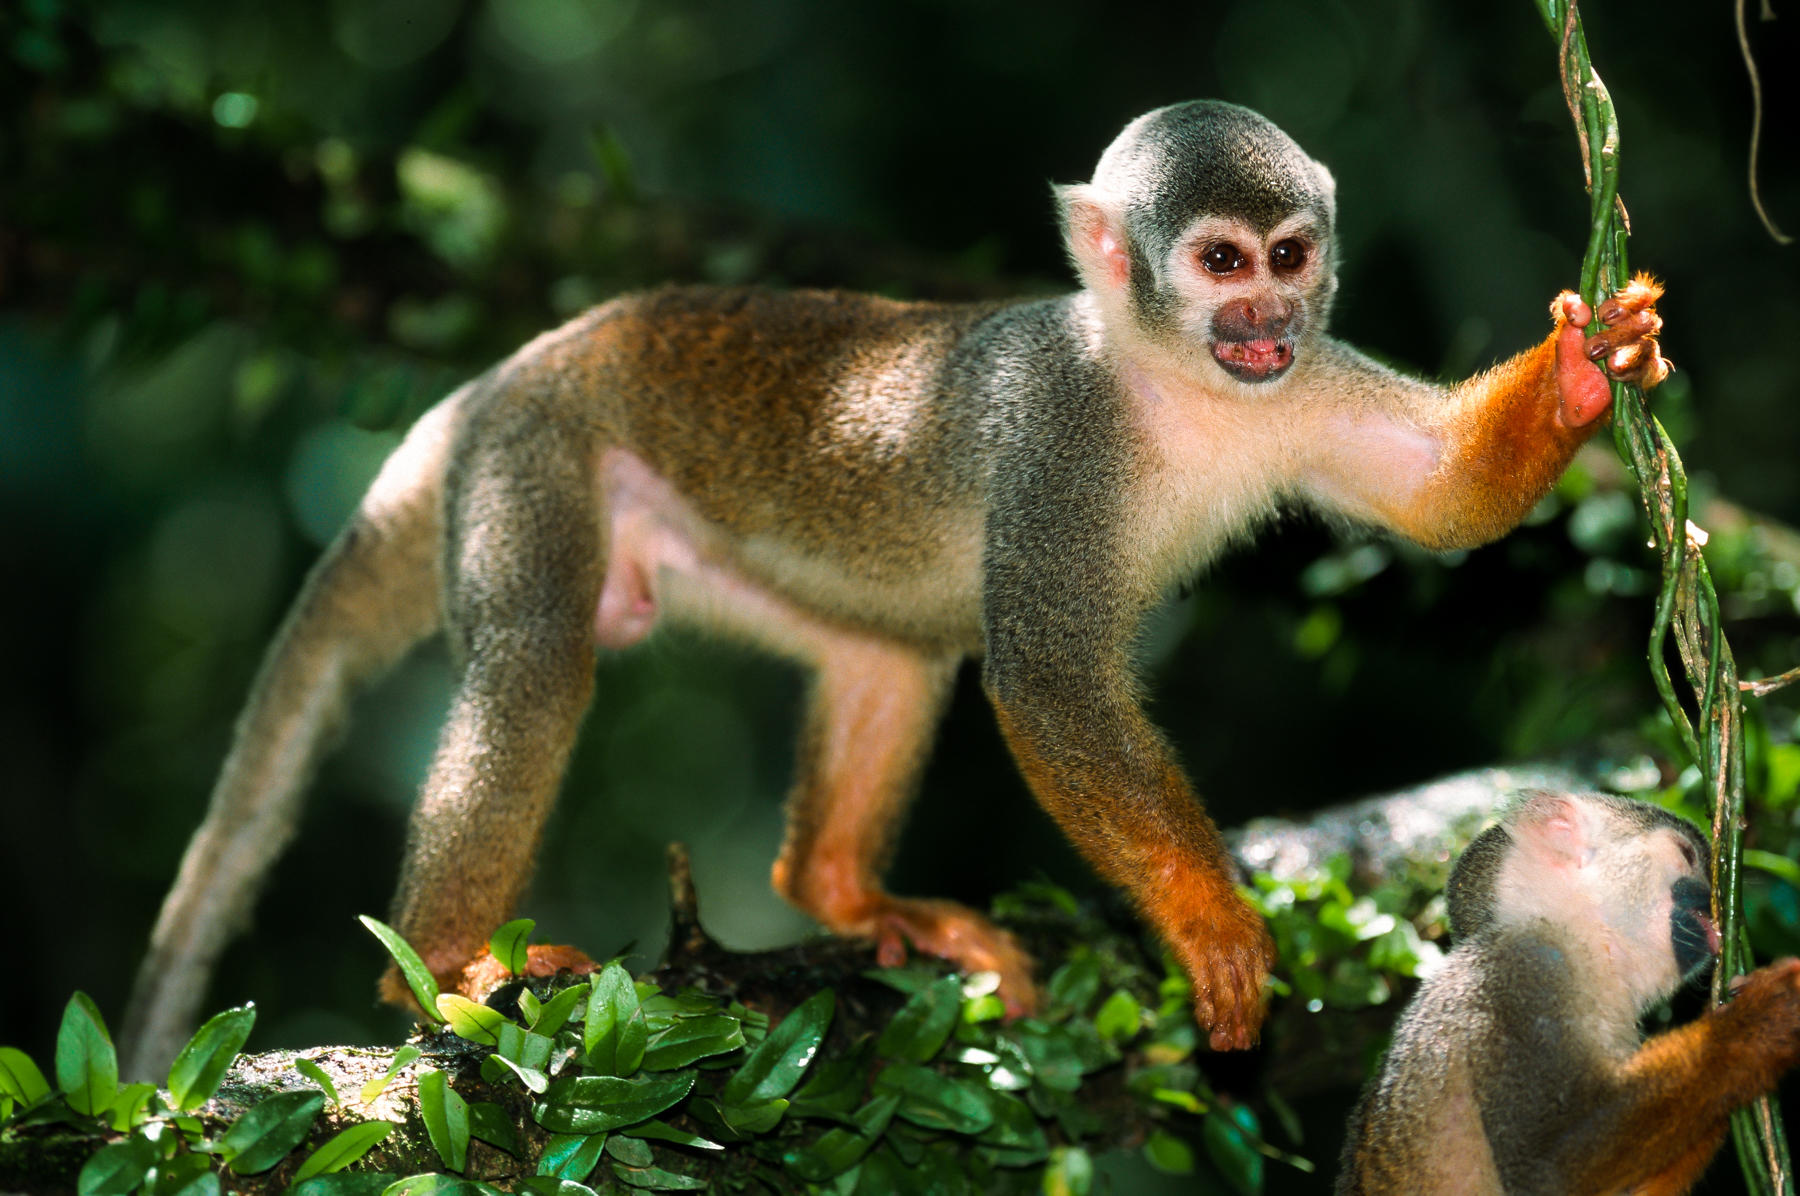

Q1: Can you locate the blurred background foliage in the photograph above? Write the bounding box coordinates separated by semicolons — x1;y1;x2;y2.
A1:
2;0;1798;1185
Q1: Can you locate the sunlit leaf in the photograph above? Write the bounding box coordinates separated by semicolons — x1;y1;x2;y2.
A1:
0;1047;51;1106
295;1057;341;1106
721;990;833;1105
291;1121;395;1180
57;994;118;1117
1043;1146;1095;1196
105;1082;157;1131
168;1004;255;1111
489;919;535;977
358;917;442;1023
418;1069;470;1173
219;1089;325;1174
435;994;508;1047
150;1152;217;1196
360;1045;420;1103
584;965;645;1076
1143;1129;1196;1175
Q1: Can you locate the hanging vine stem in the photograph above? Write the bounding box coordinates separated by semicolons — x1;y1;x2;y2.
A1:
1533;2;1793;1191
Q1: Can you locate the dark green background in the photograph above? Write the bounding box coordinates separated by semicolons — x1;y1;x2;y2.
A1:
3;0;1797;1187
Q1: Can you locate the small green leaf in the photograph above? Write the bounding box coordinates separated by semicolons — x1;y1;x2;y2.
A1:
1093;989;1144;1042
292;1121;396;1180
105;1082;157;1131
168;1004;255;1111
873;1064;992;1134
1045;951;1103;1012
485;1052;549;1094
295;1057;342;1106
76;1133;154;1195
715;1097;787;1135
784;1093;898;1181
489;919;535;976
0;1047;51;1106
419;1069;470;1173
721;989;833;1105
604;1135;653;1166
1202;1105;1266;1196
56;992;118;1117
219;1089;325;1174
1043;1146;1095;1196
518;989;543;1025
619;1119;722;1151
467;1101;521;1157
534;1071;695;1135
641;1015;745;1070
537;1132;607;1181
584;966;646;1075
610;1163;707;1190
358;917;442;1023
150;1152;218;1196
530;984;586;1037
875;975;961;1063
435;994;509;1046
1143;1129;1196;1176
360;1046;421;1103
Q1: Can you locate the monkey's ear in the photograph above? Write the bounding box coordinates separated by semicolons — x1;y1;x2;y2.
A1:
1055;183;1130;294
1512;791;1596;869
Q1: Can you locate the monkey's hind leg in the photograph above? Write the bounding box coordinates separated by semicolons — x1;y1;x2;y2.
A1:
382;417;606;1005
122;401;458;1080
771;640;1038;1010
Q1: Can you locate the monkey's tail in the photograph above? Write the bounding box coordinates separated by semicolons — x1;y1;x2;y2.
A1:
120;393;468;1081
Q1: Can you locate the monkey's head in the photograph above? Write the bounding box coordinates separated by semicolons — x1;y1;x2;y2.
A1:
1057;100;1338;387
1448;791;1718;1010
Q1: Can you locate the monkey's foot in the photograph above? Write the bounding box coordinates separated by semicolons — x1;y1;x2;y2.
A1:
459;943;602;998
867;897;1040;1016
1154;872;1275;1052
378;944;602;1014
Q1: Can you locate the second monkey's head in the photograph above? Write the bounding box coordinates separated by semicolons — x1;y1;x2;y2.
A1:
1057;100;1338;387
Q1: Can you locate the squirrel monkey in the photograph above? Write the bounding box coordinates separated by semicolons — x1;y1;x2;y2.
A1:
1339;791;1800;1195
121;100;1671;1077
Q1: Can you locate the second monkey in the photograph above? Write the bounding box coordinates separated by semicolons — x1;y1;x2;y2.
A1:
124;100;1671;1076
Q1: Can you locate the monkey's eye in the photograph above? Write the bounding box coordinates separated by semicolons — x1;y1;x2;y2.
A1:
1200;243;1247;275
1679;841;1698;869
1270;239;1307;273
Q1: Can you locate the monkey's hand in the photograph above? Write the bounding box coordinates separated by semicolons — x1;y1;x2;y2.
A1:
377;943;603;1012
1553;274;1671;426
1154;864;1275;1051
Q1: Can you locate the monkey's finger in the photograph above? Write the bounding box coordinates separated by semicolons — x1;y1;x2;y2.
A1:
1555;291;1593;330
1598;272;1666;322
1583;309;1663;362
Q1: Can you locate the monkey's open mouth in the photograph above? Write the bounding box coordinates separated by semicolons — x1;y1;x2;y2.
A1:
1212;338;1294;382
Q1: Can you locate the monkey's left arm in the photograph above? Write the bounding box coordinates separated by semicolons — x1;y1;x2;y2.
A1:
1297;278;1668;550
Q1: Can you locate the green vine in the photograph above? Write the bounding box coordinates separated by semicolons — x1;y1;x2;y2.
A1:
1535;2;1794;1191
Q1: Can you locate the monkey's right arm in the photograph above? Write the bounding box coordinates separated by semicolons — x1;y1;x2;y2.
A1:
1481;952;1800;1195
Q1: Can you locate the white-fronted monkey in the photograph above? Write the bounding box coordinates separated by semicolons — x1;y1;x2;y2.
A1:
1339;791;1800;1195
121;100;1671;1077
